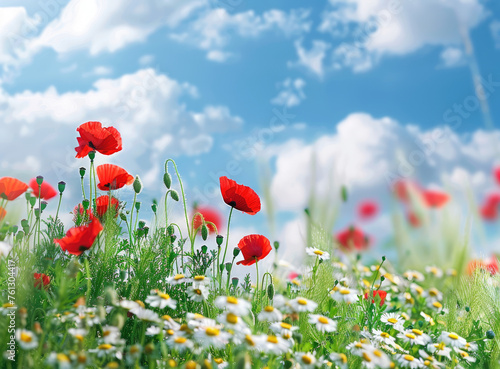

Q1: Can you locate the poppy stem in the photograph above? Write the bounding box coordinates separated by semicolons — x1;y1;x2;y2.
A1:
55;193;63;223
89;160;93;211
80;176;86;199
37;184;41;248
219;207;234;288
255;258;260;293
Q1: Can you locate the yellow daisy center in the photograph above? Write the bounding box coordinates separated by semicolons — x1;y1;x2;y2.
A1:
340;289;350;295
387;318;398;324
227;296;238;305
159;293;170;300
297;298;308;305
174;337;187;344
404;355;415;362
448;333;459;340
412;329;423;336
302;355;313;364
20;333;32;343
280;322;292;330
226;313;239;325
313;250;324;256
405;333;416;340
264;306;274;312
380;332;390;338
194;276;205;281
267;335;279;344
56;353;70;362
318;316;329;325
98;344;113;350
362;352;371;362
174;274;185;280
205;327;220;337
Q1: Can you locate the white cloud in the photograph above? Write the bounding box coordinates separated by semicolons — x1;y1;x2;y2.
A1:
320;0;486;72
170;8;311;62
0;68;243;190
271;78;306;107
139;54;155;66
439;47;466;68
83;65;113;77
491;20;500;49
32;0;207;55
288;39;330;77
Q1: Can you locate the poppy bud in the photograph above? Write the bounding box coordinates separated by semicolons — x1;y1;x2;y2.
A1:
225;263;232;272
163;172;172;189
233;247;240;258
138;220;146;229
151;204;157;213
274;241;280;251
133;175;142;194
41;201;48;211
24;192;31;201
201;224;208;241
88;151;95;160
34;208;40;218
82;199;90;210
169;190;179;202
36;175;44;186
380;276;385;282
134;201;141;211
232;277;239;288
29;196;36;207
267;283;275;300
119;213;127;221
341;185;348;202
167;225;174;235
382;255;386;261
58;181;66;193
465;306;470;312
16;231;24;242
216;235;224;246
219;264;225;273
201;245;208;253
487;330;495;339
79;167;86;178
9;226;17;235
143;227;149;236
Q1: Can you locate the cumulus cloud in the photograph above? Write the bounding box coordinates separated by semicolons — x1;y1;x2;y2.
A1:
439;47;467;68
271;78;306;107
170;8;311;62
288;39;330;77
319;0;486;72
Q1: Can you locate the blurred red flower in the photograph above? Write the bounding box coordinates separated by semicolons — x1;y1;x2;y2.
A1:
364;290;387;306
55;215;103;256
75;121;122;158
219;176;261;215
34;273;50;289
336;226;370;252
422;190;449;208
29;178;57;200
96;164;134;191
236;234;272;266
392;180;421;203
96;195;120;218
468;256;499;275
407;211;422;227
358;200;379;220
0;207;6;221
193;205;223;234
479;193;500;221
0;177;28;201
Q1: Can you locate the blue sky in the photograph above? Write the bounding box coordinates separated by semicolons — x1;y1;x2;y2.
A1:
1;0;500;262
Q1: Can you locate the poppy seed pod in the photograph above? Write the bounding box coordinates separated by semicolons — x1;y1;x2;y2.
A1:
138;220;146;229
225;263;232;272
487;330;495;339
58;181;66;194
88;151;95;160
216;235;224;246
201;245;208;253
29;196;36;207
201;224;208;241
41;201;48;211
163;172;172;189
169;190;179;202
16;231;24;242
133;175;142;194
233;247;240;258
232;277;239;288
82;199;90;210
151;203;157;213
36;176;44;186
267;283;275;300
79;167;86;178
273;241;280;251
119;213;127;221
135;202;141;211
9;225;18;234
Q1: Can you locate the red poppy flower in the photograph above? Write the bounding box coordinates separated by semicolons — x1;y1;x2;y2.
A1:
96;195;120;218
407;211;421;227
336;226;370;252
422;190;449;208
34;273;50;289
0;207;6;221
96;164;134;191
29;178;57;200
0;177;29;201
358;200;378;220
364;290;387;306
219;176;261;215
193;205;223;234
480;193;500;221
494;167;500;185
288;271;300;281
236;234;272;266
75;121;122;158
392;180;420;203
54;215;103;256
468;256;499;275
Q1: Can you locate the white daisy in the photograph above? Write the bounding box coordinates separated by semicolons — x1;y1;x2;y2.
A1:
187;285;209;302
425;288;443;302
438;331;467;348
46;353;72;369
371;329;396;346
425;266;443;278
68;328;87;342
16;329;38;350
395;354;425;368
381;313;405;331
145;326;162;336
192;275;210;287
397;330;427;346
125;344;142;365
454;348;476;363
166;273;191;285
270;322;298;338
118;300;141;310
0;303;16;315
166;335;194;352
214;296;252;316
417;350;445;368
145;290;177;309
130;308;161;323
357;346;392;369
101;325;123;345
187;313;218;330
256;335;290;355
295;352;317;368
308;314;337;333
193;326;230;349
426;342;452;359
257;305;283;322
305;247;330;261
330;287;359;304
330;352;348;369
403;270;425;282
288;297;318;313
420;312;435;326
217;312;248;331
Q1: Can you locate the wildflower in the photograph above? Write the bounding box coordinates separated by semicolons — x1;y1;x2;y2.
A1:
358;200;379;220
258;305;283;322
420;312;435;326
346;341;369;356
288;297;318;313
46;352;72;369
364;290;387;306
16;329;38;350
193;205;223;234
29;178;57;200
118;300;141;311
427;300;444;312
166;335;194;352
438;331;467;348
145;290;177;309
130;308;161;323
289;278;303;292
454;348;476;363
96;164;133;191
417;350;445;368
125;344;142;364
425;266;443;278
403;270;425;282
336;226;370;252
75;121;122;158
330;352;348;369
217;312;248;331
395;354;425;368
397;330;427;345
0;177;29;201
480;193;500;220
101;325;123;345
295;352;317;368
427;342;452;359
68;328;87;342
192;275;210;287
425;288;443;302
256;334;290;355
407;211;422;227
270;322;298;338
187;284;209;302
187;313;217;330
34;273;50;289
54;215;103;256
371;329;396;346
305;247;330;261
308;314;337;333
91;343;117;358
95;195;119;218
236;234;272;266
330;287;359;304
358;346;393;368
214;296;252;316
219;176;261;215
166;274;191;285
422;189;449;208
193;326;230;348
